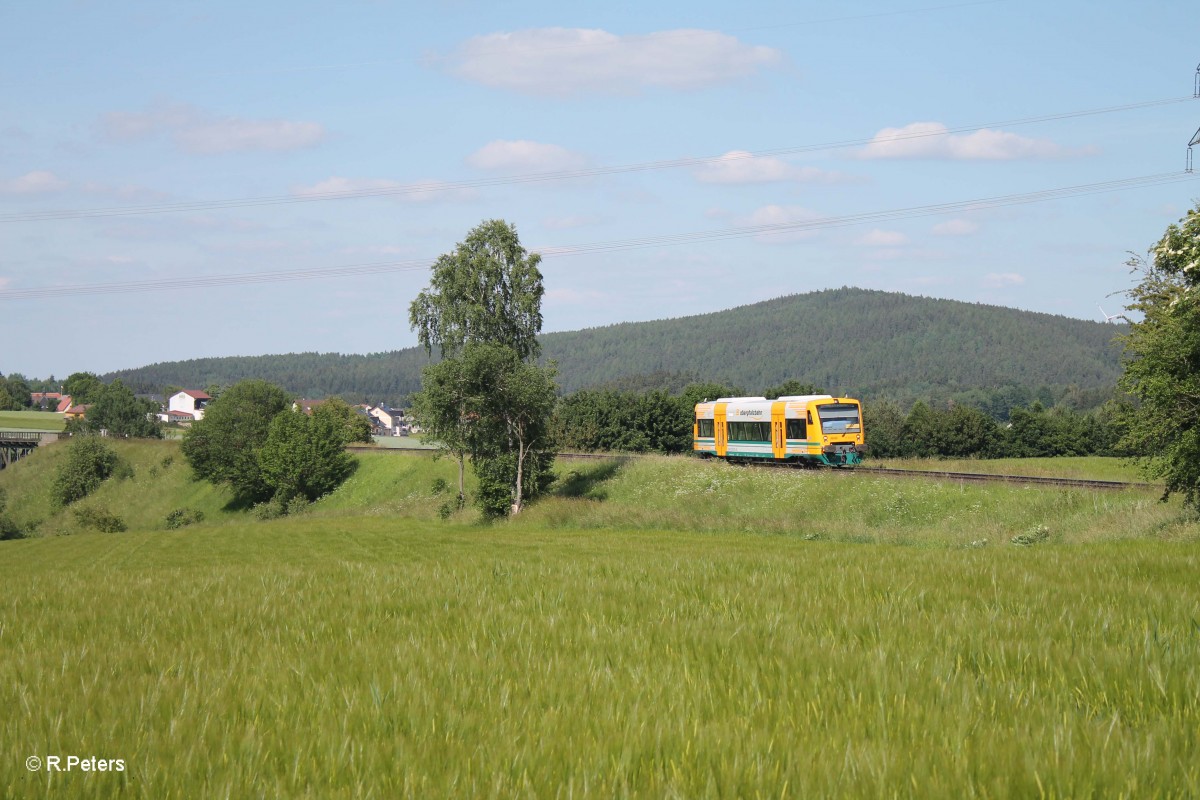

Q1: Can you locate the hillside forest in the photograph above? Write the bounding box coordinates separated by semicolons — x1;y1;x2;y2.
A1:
97;288;1123;409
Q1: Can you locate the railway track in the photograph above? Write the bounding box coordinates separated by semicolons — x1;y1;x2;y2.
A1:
346;446;1153;491
849;466;1154;492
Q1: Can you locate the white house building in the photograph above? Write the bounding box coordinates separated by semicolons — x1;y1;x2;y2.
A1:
162;389;211;423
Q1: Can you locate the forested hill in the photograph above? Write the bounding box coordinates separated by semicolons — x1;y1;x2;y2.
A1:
106;288;1126;404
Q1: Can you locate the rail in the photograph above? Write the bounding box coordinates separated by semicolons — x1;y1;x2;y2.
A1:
849;466;1154;492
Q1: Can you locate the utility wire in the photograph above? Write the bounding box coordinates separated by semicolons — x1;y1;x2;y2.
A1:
1;96;1192;224
3;170;1195;302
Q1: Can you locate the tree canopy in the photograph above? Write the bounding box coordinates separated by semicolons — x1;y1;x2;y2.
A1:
64;372;104;405
181;380;359;509
68;379;162;438
409;219;545;361
181;379;293;503
259;408;355;503
408;220;556;516
1118;203;1200;506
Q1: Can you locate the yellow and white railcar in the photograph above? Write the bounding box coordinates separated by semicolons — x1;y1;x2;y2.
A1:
694;395;865;467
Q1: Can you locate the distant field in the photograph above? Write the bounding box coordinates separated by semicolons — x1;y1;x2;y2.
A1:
1;443;1197;797
0;410;65;432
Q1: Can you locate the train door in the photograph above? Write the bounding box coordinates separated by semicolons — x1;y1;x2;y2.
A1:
771;400;786;459
715;403;728;457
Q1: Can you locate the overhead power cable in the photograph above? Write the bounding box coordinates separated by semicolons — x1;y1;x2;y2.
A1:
0;95;1192;224
2;170;1195;302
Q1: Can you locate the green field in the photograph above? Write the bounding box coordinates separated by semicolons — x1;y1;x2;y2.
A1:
0;409;66;432
1;443;1198;797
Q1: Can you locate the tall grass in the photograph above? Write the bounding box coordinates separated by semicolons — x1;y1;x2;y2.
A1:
1;523;1197;798
521;456;1196;546
1;445;1198;796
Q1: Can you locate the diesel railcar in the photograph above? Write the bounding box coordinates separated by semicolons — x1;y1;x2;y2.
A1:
694;395;865;467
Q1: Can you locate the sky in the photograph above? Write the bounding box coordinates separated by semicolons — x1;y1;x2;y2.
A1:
1;0;1198;380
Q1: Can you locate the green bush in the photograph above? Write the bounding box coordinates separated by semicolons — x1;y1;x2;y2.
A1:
253;497;287;521
52;436;119;506
165;508;205;529
72;505;127;533
1011;524;1051;546
0;514;25;541
285;495;311;516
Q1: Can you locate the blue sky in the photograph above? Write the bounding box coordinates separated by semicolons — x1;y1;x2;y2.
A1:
2;0;1198;380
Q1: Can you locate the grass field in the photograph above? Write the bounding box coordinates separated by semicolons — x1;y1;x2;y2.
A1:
0;409;65;432
1;443;1198;797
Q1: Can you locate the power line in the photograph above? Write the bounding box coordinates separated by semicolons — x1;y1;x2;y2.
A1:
3;170;1195;302
1;96;1191;224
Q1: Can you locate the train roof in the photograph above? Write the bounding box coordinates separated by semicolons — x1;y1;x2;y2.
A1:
709;395;837;404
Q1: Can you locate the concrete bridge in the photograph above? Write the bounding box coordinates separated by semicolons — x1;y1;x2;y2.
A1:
0;431;59;470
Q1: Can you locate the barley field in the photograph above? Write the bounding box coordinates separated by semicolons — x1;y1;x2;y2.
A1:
1;446;1198;797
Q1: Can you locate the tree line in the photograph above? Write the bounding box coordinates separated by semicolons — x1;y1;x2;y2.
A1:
549;382;1133;460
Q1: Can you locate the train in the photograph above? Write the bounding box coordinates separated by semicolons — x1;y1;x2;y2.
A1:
694;395;865;467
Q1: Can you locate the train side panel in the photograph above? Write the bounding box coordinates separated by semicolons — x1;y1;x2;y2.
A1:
694;395;865;467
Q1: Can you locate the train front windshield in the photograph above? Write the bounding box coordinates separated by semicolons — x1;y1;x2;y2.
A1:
817;403;861;435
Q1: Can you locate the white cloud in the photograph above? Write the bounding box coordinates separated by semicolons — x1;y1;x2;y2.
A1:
292;176;475;203
467;140;589;172
859;122;1085;160
102;103;326;154
742;204;822;244
931;218;980;236
444;27;782;95
693;151;847;185
859;229;908;247
1;170;68;194
983;272;1025;288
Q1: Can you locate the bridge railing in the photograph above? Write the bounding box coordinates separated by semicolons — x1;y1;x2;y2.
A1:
0;431;47;442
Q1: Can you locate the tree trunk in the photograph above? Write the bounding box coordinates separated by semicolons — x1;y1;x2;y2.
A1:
512;437;525;515
457;452;465;508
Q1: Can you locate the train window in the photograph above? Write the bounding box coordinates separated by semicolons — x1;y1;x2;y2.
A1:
696;419;715;438
726;421;771;442
817;403;861;434
785;419;807;440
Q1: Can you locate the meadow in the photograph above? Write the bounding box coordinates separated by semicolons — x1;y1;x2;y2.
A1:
1;443;1197;797
0;410;66;432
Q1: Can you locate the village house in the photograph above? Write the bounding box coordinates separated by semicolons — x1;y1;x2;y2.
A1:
30;392;63;411
63;403;90;421
158;390;210;424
